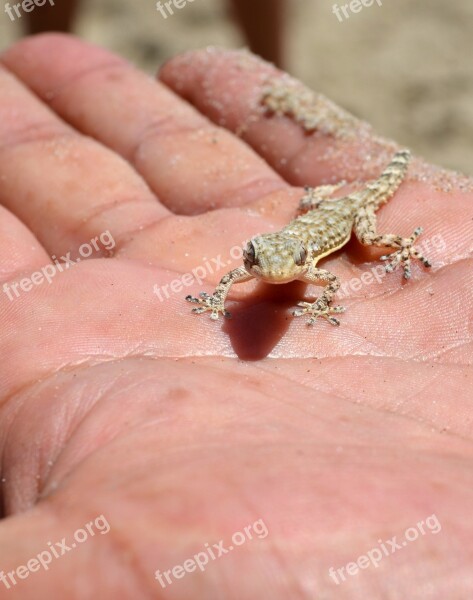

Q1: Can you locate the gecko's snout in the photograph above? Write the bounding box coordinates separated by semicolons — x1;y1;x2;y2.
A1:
243;235;308;283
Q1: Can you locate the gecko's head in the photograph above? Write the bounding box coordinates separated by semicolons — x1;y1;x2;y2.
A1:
243;234;308;283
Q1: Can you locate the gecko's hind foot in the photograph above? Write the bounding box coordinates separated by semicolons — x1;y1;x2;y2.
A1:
186;293;231;320
380;227;432;279
293;300;346;327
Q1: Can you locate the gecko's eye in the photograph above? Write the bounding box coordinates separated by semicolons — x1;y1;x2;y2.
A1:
244;241;257;265
294;246;307;266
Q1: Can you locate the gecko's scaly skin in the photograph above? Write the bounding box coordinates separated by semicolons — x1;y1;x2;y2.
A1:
186;150;432;326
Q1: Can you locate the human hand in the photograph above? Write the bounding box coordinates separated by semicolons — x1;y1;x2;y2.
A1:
0;35;471;599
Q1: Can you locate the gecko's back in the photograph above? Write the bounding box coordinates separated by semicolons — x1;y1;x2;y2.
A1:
283;199;355;262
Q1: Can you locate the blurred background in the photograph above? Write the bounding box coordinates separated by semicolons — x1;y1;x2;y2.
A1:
0;0;472;174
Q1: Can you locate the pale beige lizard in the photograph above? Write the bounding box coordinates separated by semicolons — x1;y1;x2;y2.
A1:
186;149;431;326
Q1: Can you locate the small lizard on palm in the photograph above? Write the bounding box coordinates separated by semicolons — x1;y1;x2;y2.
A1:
186;148;431;326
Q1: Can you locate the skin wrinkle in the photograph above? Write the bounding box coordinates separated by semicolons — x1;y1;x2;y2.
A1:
0;125;74;154
257;359;473;442
112;214;176;254
130;120;211;167
134;127;286;214
38;404;125;501
98;529;158;600
164;344;472;363
63;195;165;252
186;358;415;432
0;353;117;415
28;59;128;105
423;340;472;362
283;139;356;183
222;176;289;207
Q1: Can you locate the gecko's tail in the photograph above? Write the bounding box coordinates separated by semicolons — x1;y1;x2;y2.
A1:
355;149;411;210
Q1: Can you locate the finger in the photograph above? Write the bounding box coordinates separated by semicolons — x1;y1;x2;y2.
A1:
158;48;385;185
0;64;168;259
159;48;473;195
1;34;288;215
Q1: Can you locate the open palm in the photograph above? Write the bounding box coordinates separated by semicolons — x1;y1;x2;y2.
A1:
0;35;471;599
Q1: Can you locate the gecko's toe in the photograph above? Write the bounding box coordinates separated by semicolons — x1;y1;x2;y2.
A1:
327;317;341;326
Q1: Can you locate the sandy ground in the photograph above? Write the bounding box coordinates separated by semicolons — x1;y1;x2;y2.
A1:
0;0;472;175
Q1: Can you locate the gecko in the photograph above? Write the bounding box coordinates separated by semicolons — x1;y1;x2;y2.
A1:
186;148;431;326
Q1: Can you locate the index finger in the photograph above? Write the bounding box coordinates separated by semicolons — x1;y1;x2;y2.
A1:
159;48;393;185
159;48;473;196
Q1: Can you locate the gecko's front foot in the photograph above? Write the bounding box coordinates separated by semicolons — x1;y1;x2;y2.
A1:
380;227;432;279
293;299;346;327
186;292;231;320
